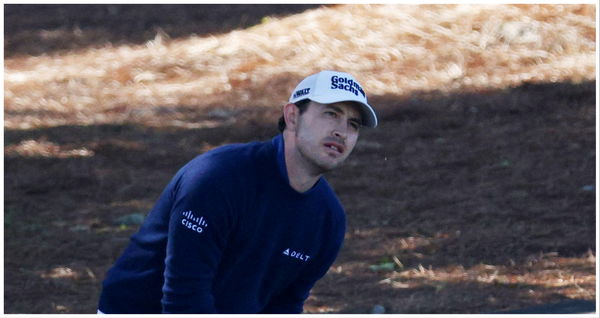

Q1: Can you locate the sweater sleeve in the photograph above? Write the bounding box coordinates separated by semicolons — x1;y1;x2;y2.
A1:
161;168;235;313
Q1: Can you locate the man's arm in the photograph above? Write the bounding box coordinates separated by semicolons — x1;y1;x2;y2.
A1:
161;169;235;313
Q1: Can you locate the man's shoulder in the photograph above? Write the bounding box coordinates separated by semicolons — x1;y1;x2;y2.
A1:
200;139;271;166
178;139;273;185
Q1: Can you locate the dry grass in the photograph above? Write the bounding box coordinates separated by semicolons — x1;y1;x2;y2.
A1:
4;4;596;129
4;138;95;158
388;251;596;299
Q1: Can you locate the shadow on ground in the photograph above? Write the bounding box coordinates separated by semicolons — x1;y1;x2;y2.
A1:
4;4;324;57
492;299;596;314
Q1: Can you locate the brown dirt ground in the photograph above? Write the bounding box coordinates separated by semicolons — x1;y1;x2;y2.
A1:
3;4;596;314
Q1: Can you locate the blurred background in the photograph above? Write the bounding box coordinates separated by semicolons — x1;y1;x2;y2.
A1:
3;3;597;314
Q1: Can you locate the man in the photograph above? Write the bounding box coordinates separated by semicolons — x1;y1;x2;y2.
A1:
98;70;378;314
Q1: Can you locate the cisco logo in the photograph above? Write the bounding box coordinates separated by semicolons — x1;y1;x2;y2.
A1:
181;210;208;234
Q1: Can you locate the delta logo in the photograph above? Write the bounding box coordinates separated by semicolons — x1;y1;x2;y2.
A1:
282;248;311;262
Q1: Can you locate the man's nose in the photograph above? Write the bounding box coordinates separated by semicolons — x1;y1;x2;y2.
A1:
332;121;347;140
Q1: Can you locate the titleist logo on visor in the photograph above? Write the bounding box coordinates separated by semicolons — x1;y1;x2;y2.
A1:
292;88;311;99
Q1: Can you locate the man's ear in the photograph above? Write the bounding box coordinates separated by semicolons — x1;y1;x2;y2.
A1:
283;103;298;130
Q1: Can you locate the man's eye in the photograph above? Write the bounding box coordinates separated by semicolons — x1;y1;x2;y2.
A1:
349;122;360;131
325;111;337;118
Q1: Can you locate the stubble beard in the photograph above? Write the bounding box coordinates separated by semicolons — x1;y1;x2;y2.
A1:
297;141;337;175
295;124;343;175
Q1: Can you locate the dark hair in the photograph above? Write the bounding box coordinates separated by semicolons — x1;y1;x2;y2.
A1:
278;99;311;132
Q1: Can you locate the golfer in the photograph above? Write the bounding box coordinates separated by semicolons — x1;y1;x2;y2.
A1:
98;70;378;314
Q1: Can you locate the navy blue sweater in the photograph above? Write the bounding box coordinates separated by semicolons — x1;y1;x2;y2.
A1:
98;134;346;314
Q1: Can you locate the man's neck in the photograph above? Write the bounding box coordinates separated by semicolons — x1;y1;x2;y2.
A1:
282;132;322;193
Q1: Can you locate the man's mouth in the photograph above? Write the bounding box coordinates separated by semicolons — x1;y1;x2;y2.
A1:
324;142;345;154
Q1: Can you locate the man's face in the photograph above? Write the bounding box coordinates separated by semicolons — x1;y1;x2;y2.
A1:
294;101;362;173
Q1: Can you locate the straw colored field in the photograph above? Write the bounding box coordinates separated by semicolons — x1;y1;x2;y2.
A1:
4;4;597;314
5;4;595;130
